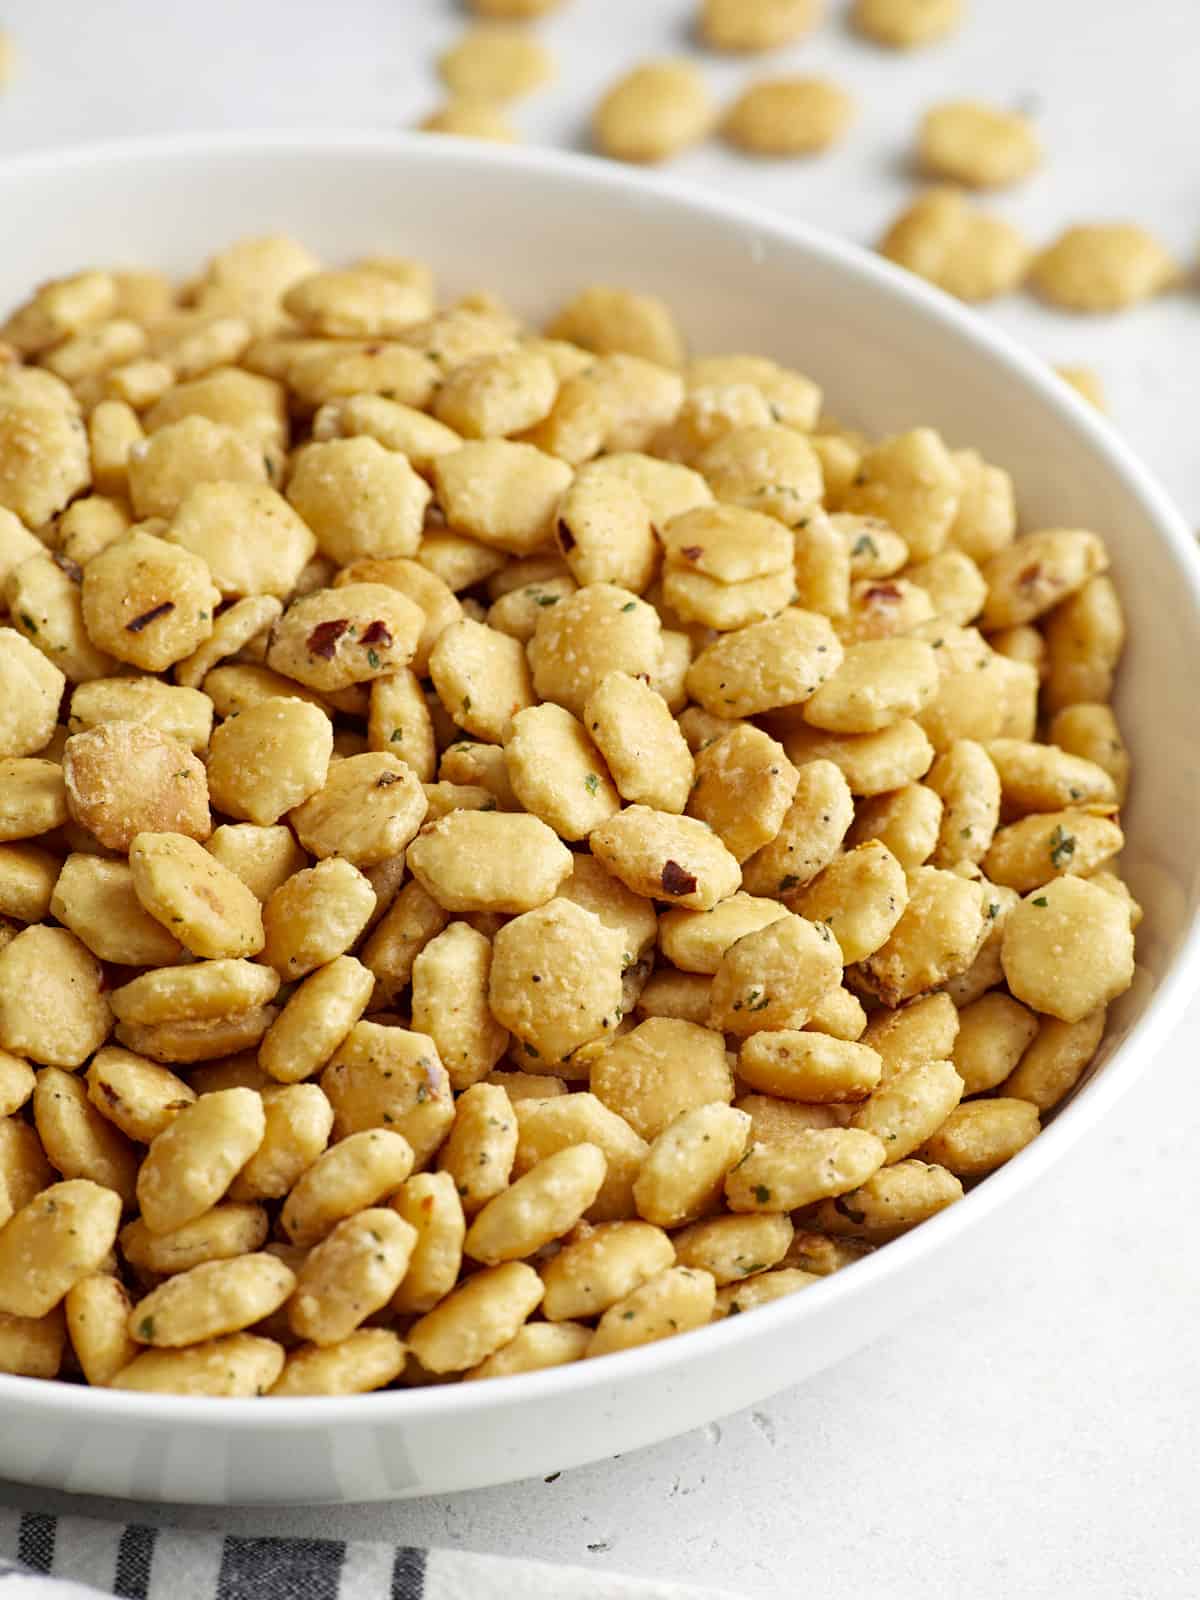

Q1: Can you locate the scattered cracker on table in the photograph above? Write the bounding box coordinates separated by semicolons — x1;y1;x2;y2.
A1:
851;0;963;49
698;0;824;53
593;60;714;165
1030;224;1177;313
419;101;519;142
1054;367;1106;411
468;0;565;14
918;100;1041;189
879;188;1031;302
439;26;555;103
723;78;855;157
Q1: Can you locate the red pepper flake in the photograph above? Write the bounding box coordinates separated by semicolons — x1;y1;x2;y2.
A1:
1017;563;1042;589
661;859;698;897
863;583;901;604
361;619;393;647
306;618;350;659
556;518;576;553
52;553;82;583
125;600;175;633
680;545;704;562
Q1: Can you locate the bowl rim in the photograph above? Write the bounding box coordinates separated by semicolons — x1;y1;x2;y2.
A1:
2;126;1199;1431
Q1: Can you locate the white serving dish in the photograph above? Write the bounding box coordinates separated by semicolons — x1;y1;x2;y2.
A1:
0;131;1197;1506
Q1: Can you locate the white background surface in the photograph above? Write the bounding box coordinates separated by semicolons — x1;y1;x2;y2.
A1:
1;2;1199;1595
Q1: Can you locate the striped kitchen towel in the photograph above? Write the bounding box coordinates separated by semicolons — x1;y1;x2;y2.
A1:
0;1510;741;1599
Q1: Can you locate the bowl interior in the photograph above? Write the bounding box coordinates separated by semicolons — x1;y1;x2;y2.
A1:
0;132;1197;1433
5;132;1194;1054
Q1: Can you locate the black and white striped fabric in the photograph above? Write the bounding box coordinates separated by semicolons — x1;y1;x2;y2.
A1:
0;1510;737;1599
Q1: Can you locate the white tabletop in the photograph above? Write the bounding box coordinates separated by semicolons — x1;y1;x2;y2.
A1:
2;2;1198;1595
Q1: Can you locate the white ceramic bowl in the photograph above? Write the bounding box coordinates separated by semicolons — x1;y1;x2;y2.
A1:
2;131;1198;1506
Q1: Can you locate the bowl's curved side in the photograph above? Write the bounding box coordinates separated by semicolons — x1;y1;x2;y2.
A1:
0;1177;1036;1503
0;132;1197;1504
